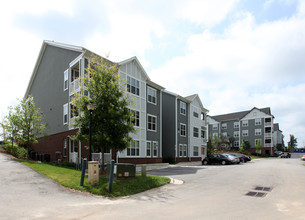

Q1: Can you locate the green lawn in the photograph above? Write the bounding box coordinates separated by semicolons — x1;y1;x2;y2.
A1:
21;161;170;197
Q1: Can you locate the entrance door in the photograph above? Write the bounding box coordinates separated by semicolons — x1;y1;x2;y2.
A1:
69;139;78;163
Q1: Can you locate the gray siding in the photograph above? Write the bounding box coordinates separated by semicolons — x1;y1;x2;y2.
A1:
146;85;161;156
28;45;82;135
161;92;176;159
177;99;188;146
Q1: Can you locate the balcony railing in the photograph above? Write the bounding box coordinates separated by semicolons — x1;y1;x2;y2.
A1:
69;78;81;95
265;133;272;138
265;122;271;126
264;143;272;147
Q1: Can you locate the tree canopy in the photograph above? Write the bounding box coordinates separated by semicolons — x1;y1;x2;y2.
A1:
72;57;135;158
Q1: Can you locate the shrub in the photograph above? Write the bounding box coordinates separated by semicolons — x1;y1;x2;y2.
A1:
3;143;28;159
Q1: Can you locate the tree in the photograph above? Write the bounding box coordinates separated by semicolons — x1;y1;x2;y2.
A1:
240;138;250;153
211;134;219;151
255;139;263;154
72;57;135;170
1;96;46;154
18;95;47;151
288;134;297;152
207;139;213;155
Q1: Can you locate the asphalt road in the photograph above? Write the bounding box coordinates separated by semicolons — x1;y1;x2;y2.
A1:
1;153;305;220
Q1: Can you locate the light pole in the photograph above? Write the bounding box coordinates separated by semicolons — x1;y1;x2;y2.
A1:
87;102;95;161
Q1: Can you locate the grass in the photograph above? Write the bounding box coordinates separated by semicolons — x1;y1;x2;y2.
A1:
20;160;170;197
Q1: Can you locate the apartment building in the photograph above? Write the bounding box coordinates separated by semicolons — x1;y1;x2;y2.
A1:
162;92;208;163
25;40;208;164
207;107;276;155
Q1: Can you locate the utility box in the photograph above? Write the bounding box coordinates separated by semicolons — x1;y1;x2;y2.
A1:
107;163;136;180
88;161;99;185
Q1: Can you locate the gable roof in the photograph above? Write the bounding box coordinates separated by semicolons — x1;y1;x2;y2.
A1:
209;107;273;122
185;94;209;113
24;40;85;98
118;56;150;81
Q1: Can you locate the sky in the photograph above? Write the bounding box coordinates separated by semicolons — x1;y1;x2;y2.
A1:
0;0;305;147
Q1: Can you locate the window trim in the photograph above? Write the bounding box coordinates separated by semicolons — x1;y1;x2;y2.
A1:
63;103;68;125
153;141;158;157
242;130;249;137
130;109;140;127
180;123;186;137
127;140;140;156
234;122;239;129
255;129;262;136
255;118;262;126
127;76;140;96
180;101;186;116
147;114;157;132
193;127;199;138
146;141;151;157
242;120;248;127
64;69;69;91
222;123;227;130
147;86;157;105
193;146;199;157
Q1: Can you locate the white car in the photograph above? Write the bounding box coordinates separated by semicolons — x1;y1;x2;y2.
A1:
301;155;305;161
223;154;240;164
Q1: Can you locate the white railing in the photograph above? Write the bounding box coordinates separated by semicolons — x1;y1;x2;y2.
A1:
69;78;81;95
265;133;272;137
264;143;272;147
265;122;271;126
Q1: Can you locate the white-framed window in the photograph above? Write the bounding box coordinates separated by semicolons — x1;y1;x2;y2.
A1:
180;123;186;136
234;122;239;128
255;118;262;126
127;140;140;156
193;146;199;156
234;131;239;138
222;132;227;137
64;69;69;91
179;144;183;157
255;129;262;136
242;120;248;127
147;86;157;104
242;130;248;137
180;101;186;115
201;130;205;138
70;139;78;152
222;123;227;129
183;145;187;157
212;124;218;130
127;76;140;96
130;110;140;127
193;107;199;118
193;127;199;138
234;141;239;147
146;141;151;157
63;103;68;124
63;139;67;157
147;115;157;132
153;141;158;157
201;112;205;120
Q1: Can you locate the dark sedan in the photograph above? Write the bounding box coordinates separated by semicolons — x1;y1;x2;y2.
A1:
202;154;236;165
280;152;291;158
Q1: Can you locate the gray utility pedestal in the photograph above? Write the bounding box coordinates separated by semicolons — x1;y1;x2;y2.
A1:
88;161;99;185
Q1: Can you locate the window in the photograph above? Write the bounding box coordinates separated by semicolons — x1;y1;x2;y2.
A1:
255;118;262;126
146;142;151;157
201;113;205;120
234;122;239;128
234;141;239;147
131;110;140;127
147;86;157;104
127;140;140;156
180;101;186;115
183;145;187;157
180;123;186;136
127;76;140;96
255;129;262;136
222;123;227;129
179;144;183;157
70;139;78;152
153;142;158;157
242;120;248;127
64;69;68;91
193;107;199;118
147;115;157;131
193;146;199;156
63;139;67;157
242;130;248;137
234;131;239;138
222;132;227;137
212;124;218;130
71;69;79;82
63;104;68;124
255;139;262;146
70;103;78;118
201;130;205;138
193;127;199;137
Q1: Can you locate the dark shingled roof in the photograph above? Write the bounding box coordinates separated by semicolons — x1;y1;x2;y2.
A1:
209;107;272;122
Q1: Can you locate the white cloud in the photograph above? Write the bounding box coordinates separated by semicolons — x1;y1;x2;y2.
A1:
177;0;239;26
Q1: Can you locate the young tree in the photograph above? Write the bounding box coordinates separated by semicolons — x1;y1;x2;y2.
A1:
255;139;263;154
288;134;297;152
3;106;22;147
211;134;219;151
18;95;47;151
72;57;135;170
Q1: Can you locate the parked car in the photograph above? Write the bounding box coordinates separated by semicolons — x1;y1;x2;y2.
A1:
202;154;237;165
275;151;283;156
280;152;291;158
301;155;305;161
223;154;240;164
230;154;251;163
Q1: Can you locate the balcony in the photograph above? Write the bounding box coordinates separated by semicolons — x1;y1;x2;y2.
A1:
69;78;81;95
265;133;272;138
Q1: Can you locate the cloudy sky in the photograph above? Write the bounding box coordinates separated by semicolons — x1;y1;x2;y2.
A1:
1;0;305;147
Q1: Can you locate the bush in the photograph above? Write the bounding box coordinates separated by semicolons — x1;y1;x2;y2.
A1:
3;143;28;159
